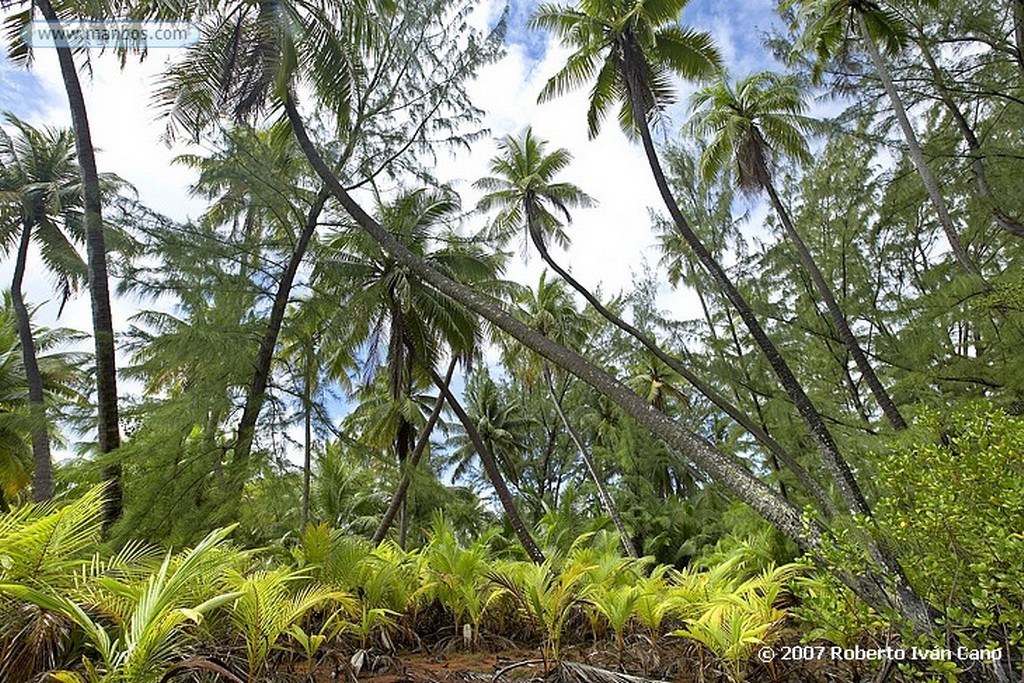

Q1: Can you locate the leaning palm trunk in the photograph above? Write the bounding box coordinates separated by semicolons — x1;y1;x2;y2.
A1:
35;0;121;526
371;358;456;545
424;362;545;564
11;220;53;501
761;177;907;430
542;365;638;558
621;54;871;521
855;13;978;274
619;59;943;643
526;217;836;516
234;188;329;481
285;93;940;637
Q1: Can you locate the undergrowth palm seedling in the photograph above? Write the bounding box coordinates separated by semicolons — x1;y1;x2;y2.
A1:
489;560;594;670
1;524;242;683
221;566;354;681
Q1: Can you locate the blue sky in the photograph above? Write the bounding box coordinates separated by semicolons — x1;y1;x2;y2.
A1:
0;0;791;472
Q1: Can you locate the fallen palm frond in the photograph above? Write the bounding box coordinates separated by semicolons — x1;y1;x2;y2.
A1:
547;661;670;683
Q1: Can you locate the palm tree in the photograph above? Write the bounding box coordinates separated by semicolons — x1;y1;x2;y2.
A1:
4;0;123;525
477;128;833;518
689;71;907;431
0;115;87;501
785;0;979;273
151;0;942;639
531;0;874;522
0;296;84;511
315;188;544;560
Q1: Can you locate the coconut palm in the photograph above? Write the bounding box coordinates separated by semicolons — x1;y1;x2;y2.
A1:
315;188;544;561
689;71;906;431
784;0;979;273
0;115;88;501
150;0;941;638
531;0;876;523
4;0;123;526
477;129;832;521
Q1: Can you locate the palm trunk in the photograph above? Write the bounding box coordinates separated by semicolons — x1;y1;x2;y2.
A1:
527;216;835;516
762;178;906;430
425;364;545;564
542;365;637;558
285;95;941;635
234;188;329;475
35;0;121;527
621;55;870;520
371;358;456;544
11;220;54;502
855;13;979;274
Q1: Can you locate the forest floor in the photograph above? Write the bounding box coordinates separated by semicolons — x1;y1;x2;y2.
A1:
307;645;873;682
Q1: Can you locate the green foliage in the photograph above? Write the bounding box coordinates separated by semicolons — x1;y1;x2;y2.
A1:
872;405;1024;654
221;566;353;679
672;563;800;683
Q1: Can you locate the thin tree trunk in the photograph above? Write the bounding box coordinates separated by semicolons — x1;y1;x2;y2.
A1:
301;349;313;530
856;13;979;274
286;95;939;635
35;0;122;528
425;364;545;564
543;366;637;558
11;220;53;502
1013;0;1024;80
915;37;1024;238
762;178;907;430
371;358;456;545
526;214;835;516
234;188;329;476
621;57;869;520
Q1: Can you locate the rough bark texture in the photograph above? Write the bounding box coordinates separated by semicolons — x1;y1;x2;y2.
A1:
762;178;906;430
35;0;121;526
856;13;978;274
11;221;53;502
234;188;329;475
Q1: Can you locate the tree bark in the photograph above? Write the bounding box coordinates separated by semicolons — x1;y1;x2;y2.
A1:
371;358;456;545
301;348;313;530
543;365;638;558
426;364;545;564
527;216;835;516
35;0;122;528
621;53;870;521
856;13;979;274
286;95;940;637
762;177;906;430
11;220;54;502
233;188;329;476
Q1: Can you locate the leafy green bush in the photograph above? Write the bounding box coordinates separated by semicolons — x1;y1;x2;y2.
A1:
873;405;1024;656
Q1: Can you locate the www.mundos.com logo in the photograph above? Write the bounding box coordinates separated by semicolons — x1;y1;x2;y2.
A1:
23;20;200;49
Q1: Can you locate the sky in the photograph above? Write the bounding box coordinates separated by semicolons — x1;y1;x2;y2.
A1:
0;0;786;455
